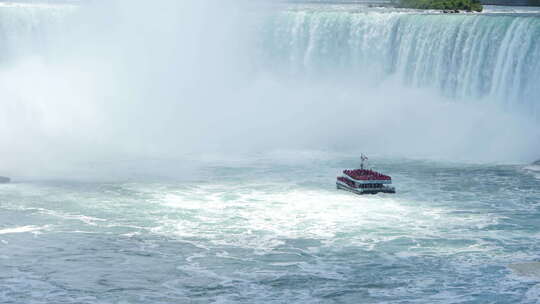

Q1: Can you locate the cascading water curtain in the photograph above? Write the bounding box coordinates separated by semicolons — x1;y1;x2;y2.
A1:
261;11;540;119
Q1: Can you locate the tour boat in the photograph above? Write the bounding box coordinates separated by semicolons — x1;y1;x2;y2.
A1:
336;155;395;195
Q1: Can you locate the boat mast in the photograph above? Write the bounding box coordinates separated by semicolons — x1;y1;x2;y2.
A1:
361;154;368;170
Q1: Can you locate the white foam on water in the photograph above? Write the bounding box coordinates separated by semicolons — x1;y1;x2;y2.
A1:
524;165;540;181
33;209;106;226
0;225;48;235
147;183;504;258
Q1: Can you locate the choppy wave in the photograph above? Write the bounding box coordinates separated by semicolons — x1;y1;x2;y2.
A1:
0;225;47;234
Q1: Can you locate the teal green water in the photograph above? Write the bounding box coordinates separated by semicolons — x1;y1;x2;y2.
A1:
1;156;540;303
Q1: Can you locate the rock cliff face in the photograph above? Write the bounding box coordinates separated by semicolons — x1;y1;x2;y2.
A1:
0;177;10;183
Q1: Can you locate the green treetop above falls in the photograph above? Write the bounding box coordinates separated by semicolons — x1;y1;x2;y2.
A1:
399;0;483;12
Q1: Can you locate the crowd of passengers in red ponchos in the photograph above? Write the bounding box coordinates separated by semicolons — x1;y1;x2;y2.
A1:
343;169;391;181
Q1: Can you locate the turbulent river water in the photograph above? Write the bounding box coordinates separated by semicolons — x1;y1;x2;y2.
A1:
2;155;540;303
1;2;540;304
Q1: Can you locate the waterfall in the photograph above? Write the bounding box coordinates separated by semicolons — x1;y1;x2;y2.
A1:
0;2;539;169
0;4;71;66
260;10;540;117
2;4;539;116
